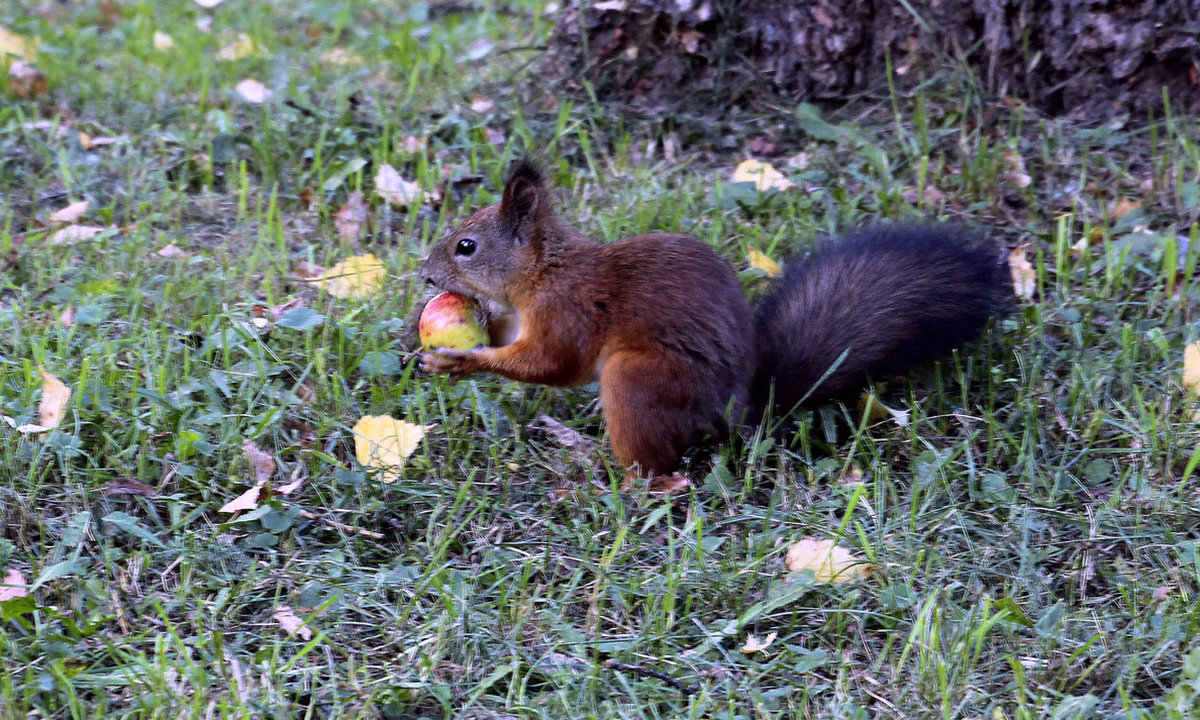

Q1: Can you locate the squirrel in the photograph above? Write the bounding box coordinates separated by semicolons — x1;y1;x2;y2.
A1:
419;160;1012;477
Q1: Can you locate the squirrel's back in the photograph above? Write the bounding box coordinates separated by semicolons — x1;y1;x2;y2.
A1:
751;225;1012;414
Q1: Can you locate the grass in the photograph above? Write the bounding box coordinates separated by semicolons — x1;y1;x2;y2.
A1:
1;0;1199;718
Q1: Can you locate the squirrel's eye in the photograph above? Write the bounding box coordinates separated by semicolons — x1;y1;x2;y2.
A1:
455;238;477;257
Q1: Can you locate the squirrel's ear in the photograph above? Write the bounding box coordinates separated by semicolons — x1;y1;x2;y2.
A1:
499;160;544;238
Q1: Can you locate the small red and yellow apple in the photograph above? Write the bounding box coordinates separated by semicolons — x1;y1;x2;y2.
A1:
419;292;488;350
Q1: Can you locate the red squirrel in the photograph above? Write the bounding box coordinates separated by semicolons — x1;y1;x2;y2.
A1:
420;160;1011;476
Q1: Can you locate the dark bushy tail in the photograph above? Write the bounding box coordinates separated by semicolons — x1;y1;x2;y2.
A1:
751;225;1012;414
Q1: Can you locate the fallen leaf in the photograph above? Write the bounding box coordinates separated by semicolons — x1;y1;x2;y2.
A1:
218;481;265;514
1003;150;1031;188
156;243;187;260
484;127;505;146
1184;342;1200;395
264;298;307;320
319;47;361;65
241;441;276;484
531;414;595;455
352;415;426;483
48;201;89;227
784;537;877;584
37;367;71;430
0;26;36;60
235;78;272;104
193;0;224;6
59;305;74;327
48;224;113;245
272;605;313;640
747;247;782;278
1108;197;1142;221
315;253;386;299
8;60;47;99
374;163;424;207
0;568;28;602
153;31;175;50
647;472;690;495
103;478;158;498
741;632;777;654
217;32;254;60
1008;244;1036;300
333;191;367;239
470;96;494;113
732;159;793;192
277;473;304;495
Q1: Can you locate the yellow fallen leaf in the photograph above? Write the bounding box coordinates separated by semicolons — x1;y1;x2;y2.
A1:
1108;197;1142;221
747;246;782;278
0;25;36;60
741;632;777;654
732;159;793;192
235;78;272;104
1008;244;1035;301
48;200;89;227
0;568;28;602
37;367;71;430
216;32;255;60
374;163;425;207
218;481;266;514
1184;342;1200;395
352;415;425;483
316;253;386;299
784;537;877;584
319;47;362;65
272;605;313;640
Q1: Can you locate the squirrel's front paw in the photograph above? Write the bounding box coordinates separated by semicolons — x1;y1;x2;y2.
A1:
420;347;484;377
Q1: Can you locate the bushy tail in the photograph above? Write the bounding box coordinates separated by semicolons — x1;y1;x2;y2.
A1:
751;225;1013;414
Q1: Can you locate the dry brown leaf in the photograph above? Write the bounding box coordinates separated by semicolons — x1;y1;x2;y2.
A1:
235;78;272;104
272;605;313;640
7;60;46;99
0;568;28;602
1108;197;1142;221
59;305;74;327
647;472;691;495
470;96;494;113
531;414;595;455
747;247;782;278
156;243;187;260
1184;342;1200;395
277;473;304;496
333;191;367;239
264;298;307;320
241;440;276;484
218;481;265;514
314;254;386;299
1008;244;1036;300
741;632;777;654
784;537;877;584
48;201;89;226
732;159;793;192
352;415;426;483
103;478;158;498
374;163;424;207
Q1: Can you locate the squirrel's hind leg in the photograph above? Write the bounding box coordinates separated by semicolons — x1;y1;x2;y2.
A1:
598;350;700;478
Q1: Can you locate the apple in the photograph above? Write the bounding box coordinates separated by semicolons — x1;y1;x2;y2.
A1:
419;292;489;350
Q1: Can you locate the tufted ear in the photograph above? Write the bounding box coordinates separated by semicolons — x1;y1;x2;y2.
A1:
499;160;545;240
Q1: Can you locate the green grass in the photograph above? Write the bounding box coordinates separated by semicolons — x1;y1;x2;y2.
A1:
2;1;1199;718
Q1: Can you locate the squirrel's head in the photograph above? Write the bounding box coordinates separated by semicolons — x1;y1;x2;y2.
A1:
420;160;552;315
